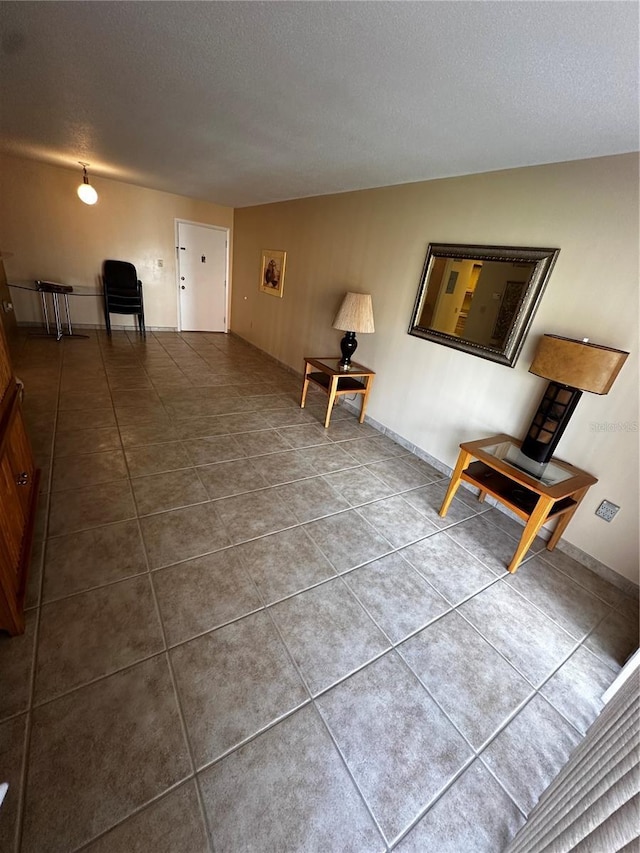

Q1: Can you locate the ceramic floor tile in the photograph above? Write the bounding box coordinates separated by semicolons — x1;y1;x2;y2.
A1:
343;436;407;464
111;388;162;408
400;532;497;605
396;759;524;853
275;423;333;448
482;507;547;552
400;611;533;748
324;419;379;440
58;389;112;411
197;458;270;499
357;495;437;548
214;489;294;544
43;519;147;601
22;656;191;853
584;608;639;670
302;442;360;474
105;367;151;387
140;502;230;569
232;428;293;456
541;646;617;734
0;714;27;853
132;467;208;515
504;555;612;640
115;404;171;426
118;420;179;447
0;610;36;721
54;426;122;458
539;549;625;606
125;441;193;477
305;508;393;572
316;652;472;844
236;526;337;604
250;448;318;485
51;449;128;492
198;704;384;852
445;514;535;574
182;434;245;465
153;548;262;645
25;539;43;609
275;476;350;523
173;415;228;439
365;457;436;492
345;552;450;643
35;575;165;703
402;456;444;480
402;482;477;528
84;781;210;853
460;581;577;685
323;466;395;505
262;407;318;428
270;578;390;695
48;480;136;537
171;611;308;767
480;695;582;815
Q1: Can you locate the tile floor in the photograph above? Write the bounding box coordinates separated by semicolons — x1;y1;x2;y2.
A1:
1;329;638;853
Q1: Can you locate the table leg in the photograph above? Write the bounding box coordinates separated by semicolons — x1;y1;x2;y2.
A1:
439;449;472;517
64;293;73;335
52;293;63;341
546;486;589;551
40;292;50;335
300;363;311;409
359;374;374;423
324;376;339;428
507;494;555;573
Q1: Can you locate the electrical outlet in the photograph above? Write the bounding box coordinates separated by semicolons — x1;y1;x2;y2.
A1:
156;259;163;268
595;500;620;522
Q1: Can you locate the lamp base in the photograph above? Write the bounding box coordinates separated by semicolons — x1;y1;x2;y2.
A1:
521;382;582;464
339;331;358;369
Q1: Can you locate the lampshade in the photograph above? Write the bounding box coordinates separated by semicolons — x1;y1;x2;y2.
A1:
529;334;628;394
77;163;98;205
333;292;375;333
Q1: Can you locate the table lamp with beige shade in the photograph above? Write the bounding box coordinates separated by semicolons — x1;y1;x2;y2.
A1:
332;292;375;370
521;334;629;464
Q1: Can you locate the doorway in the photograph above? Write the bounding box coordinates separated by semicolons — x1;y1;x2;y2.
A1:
176;221;228;332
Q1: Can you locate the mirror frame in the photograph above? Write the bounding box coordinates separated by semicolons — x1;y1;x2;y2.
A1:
408;243;560;367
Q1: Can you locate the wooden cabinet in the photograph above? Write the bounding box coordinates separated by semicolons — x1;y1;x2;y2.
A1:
0;314;39;635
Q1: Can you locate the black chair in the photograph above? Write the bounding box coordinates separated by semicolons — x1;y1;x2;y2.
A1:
102;260;145;336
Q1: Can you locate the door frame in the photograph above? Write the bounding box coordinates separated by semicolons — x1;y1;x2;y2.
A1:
175;219;230;333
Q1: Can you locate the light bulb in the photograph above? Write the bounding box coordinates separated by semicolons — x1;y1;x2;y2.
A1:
77;182;98;205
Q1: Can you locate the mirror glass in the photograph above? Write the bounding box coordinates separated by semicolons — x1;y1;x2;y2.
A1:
409;244;560;367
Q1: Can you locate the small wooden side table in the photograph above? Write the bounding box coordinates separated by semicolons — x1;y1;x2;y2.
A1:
439;433;597;573
301;357;375;429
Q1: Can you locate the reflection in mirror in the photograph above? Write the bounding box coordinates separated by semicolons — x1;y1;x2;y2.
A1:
409;244;559;367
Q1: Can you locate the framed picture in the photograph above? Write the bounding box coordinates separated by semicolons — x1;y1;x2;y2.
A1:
259;249;286;298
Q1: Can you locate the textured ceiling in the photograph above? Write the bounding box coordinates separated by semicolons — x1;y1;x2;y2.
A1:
0;1;638;208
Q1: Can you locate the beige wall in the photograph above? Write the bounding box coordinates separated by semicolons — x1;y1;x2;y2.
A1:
232;154;639;585
0;154;233;329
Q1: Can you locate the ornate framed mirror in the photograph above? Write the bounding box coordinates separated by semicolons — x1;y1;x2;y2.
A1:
408;243;560;367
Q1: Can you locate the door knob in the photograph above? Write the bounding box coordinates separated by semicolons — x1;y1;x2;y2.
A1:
16;471;29;486
180;277;185;281
181;285;186;290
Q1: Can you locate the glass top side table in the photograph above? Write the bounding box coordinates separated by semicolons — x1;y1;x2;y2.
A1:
301;356;375;428
439;433;598;573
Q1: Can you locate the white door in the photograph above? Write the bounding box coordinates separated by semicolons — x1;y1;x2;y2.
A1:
177;222;227;332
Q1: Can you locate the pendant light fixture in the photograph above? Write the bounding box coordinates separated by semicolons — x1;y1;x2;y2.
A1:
77;162;98;205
